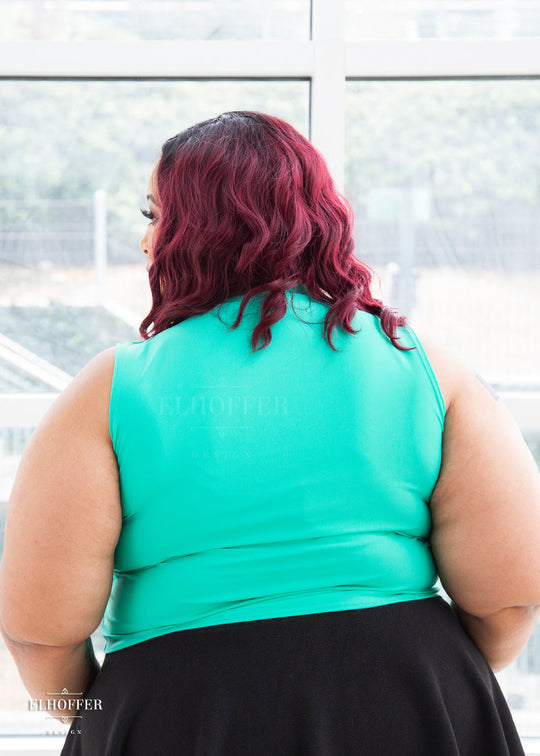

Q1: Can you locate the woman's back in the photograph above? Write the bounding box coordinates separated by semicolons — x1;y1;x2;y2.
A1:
104;286;443;652
55;287;530;755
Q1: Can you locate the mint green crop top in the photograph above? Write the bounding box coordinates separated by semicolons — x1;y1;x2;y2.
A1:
102;287;445;653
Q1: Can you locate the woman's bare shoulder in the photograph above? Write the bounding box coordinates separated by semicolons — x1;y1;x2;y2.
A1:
413;328;540;617
42;346;116;439
63;346;116;408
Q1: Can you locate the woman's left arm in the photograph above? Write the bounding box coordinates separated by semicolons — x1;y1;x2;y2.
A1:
0;348;122;722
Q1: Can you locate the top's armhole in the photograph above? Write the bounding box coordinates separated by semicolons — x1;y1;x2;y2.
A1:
108;344;122;453
404;324;446;427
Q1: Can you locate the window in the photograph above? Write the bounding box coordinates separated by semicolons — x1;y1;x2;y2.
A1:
346;78;540;386
0;78;309;377
2;0;310;41
345;0;540;40
0;0;539;750
345;80;540;747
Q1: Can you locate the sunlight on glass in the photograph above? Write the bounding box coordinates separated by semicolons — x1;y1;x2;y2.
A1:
1;0;310;41
346;0;540;39
346;78;540;388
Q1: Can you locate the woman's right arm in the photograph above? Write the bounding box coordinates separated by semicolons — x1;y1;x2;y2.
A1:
421;337;540;672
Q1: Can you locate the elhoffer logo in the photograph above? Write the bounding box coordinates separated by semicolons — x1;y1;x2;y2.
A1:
28;687;103;725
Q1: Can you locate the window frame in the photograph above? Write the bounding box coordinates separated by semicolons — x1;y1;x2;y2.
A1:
0;0;539;749
2;0;538;428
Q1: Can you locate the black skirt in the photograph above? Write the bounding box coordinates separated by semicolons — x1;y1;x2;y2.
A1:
60;597;524;755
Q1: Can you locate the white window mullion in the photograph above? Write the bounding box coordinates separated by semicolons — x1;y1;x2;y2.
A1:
345;38;540;78
310;0;346;192
0;39;313;78
1;392;538;434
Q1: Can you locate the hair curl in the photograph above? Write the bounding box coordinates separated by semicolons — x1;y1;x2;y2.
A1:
140;111;407;352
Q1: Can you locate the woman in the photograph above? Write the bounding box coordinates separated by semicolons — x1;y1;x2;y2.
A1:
1;111;539;755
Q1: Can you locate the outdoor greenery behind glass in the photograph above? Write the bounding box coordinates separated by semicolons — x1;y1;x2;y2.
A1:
345;79;540;388
345;0;540;39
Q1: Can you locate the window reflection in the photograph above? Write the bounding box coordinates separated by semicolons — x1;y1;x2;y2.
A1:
345;0;540;40
2;0;311;41
346;78;540;388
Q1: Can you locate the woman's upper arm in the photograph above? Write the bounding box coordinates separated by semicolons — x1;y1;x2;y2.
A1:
0;347;122;646
421;336;540;617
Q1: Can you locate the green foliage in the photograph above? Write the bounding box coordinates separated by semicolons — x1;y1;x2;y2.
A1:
346;79;540;216
0;79;309;262
2;76;539;271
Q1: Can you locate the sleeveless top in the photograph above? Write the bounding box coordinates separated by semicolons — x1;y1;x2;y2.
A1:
102;287;445;653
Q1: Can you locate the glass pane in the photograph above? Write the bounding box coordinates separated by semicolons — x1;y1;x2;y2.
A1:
346;78;540;743
346;0;540;40
346;78;540;389
1;0;310;41
0;78;309;737
0;79;309;392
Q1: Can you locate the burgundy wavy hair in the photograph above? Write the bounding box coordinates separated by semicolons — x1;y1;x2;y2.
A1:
140;111;407;352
